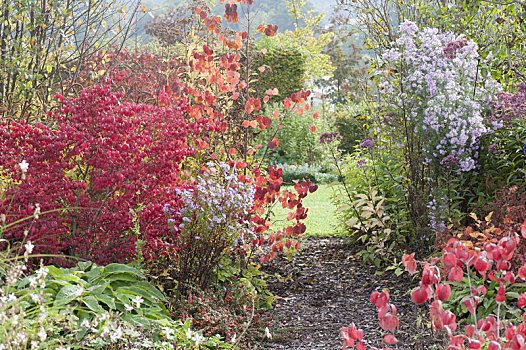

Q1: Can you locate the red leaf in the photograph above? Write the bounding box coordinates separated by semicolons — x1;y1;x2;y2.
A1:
448;266;464;282
443;252;458;268
383;334;398;345
402;253;417;274
411;287;429;305
435;283;451;302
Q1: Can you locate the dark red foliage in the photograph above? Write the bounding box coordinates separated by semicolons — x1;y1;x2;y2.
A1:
0;85;202;265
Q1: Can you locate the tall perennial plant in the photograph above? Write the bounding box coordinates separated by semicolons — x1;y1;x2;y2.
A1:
379;21;501;234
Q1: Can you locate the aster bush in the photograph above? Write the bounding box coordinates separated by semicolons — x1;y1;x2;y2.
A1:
162;162;256;291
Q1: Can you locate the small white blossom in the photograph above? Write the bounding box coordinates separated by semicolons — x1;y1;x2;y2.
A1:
265;327;272;339
132;295;144;309
19;160;29;173
24;241;34;255
38;327;47;341
110;326;123;342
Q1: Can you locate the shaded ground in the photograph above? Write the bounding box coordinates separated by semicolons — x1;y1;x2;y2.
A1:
262;236;445;350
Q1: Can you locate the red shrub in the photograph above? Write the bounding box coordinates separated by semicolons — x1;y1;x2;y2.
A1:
0;85;203;265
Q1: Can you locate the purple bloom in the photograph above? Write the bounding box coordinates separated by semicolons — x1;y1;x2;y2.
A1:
443;39;468;59
319;131;342;144
441;154;458;167
359;137;375;150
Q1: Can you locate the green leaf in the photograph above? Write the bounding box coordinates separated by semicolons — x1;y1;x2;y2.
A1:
116;286;159;302
96;292;116;310
82;295;104;313
133;281;168;302
54;285;83;307
54;274;85;285
104;273;139;283
102;264;145;279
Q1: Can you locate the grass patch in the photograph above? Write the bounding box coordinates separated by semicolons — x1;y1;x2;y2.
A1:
271;183;343;236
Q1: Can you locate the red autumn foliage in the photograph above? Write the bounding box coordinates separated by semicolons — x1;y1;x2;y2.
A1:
0;85;200;265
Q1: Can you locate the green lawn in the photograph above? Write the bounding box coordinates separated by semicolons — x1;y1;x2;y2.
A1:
270;183;343;236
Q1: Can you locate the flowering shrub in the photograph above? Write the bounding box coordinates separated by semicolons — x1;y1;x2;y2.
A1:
0;85;200;265
381;21;501;173
162;162;256;290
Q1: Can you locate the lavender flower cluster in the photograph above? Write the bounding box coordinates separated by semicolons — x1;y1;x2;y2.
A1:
165;162;255;246
491;83;526;124
319;131;342;145
381;21;502;172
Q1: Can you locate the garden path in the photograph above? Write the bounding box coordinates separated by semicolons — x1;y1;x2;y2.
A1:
262;236;442;350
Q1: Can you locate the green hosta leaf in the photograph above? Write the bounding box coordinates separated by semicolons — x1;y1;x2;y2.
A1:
54;284;83;307
54;274;85;285
114;290;131;308
116;286;159;302
124;314;151;327
77;261;94;271
96;292;116;310
134;281;167;302
87;281;109;295
105;273;140;283
102;264;145;279
85;266;103;282
82;295;104;313
46;265;66;278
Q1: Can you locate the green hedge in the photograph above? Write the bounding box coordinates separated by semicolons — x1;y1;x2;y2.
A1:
254;46;305;102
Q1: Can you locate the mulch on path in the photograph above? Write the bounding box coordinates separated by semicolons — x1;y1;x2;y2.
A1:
261;236;445;350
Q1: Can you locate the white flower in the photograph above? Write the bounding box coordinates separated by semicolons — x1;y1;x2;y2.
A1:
265;327;272;339
34;203;40;220
80;319;90;329
124;303;133;312
230;333;237;343
110;326;123;342
162;326;175;339
38;327;47;341
19;160;29;173
24;241;34;255
132;295;144;309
